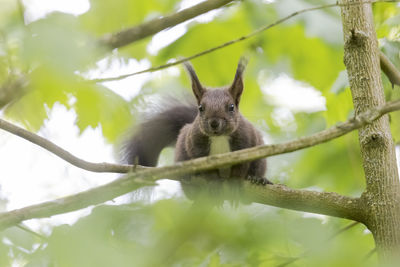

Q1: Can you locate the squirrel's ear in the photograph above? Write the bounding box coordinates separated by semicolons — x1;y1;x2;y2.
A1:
184;62;205;104
229;57;248;106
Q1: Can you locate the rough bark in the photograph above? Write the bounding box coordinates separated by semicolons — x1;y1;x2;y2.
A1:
340;0;400;261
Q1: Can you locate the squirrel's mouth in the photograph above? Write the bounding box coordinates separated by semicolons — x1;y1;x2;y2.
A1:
209;129;229;136
204;118;228;136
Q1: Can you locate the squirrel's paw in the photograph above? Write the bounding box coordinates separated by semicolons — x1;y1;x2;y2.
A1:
246;176;273;186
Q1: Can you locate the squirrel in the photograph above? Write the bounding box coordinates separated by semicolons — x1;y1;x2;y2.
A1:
122;58;271;201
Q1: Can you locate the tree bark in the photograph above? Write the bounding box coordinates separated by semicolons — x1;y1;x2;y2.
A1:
340;0;400;262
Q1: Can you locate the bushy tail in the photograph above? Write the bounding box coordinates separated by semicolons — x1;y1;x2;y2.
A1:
121;103;197;166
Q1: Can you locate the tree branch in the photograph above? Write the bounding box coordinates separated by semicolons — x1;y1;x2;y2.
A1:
99;0;235;49
379;51;400;88
0;118;140;173
245;184;363;221
2;100;400;175
92;2;340;83
341;0;400;259
92;0;399;83
0;179;362;231
1;99;400;229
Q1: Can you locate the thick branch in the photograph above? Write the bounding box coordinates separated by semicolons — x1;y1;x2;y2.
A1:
379;51;400;88
341;0;400;260
245;183;363;221
99;0;234;49
1;100;400;229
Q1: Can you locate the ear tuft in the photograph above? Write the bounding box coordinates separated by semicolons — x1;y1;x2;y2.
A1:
229;57;248;106
183;61;205;104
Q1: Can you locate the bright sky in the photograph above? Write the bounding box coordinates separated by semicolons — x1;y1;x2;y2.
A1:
1;0;331;231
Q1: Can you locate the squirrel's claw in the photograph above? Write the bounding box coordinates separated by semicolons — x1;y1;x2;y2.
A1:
247;176;273;186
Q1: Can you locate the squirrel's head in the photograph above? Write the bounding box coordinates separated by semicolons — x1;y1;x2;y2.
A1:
184;58;247;136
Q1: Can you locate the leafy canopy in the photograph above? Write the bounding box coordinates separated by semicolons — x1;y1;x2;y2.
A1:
1;0;399;266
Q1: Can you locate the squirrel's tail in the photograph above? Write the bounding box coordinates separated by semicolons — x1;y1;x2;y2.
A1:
121;102;197;166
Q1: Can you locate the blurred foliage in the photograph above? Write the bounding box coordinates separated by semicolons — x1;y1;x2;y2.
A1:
5;200;376;267
0;0;399;265
79;0;181;35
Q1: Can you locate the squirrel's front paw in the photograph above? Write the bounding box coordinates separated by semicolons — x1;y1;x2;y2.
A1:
247;176;273;185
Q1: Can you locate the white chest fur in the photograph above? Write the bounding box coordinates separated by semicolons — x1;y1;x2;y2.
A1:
209;136;231;155
209;136;231;178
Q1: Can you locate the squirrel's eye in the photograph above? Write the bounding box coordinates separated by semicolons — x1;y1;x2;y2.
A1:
198;104;204;112
228;104;235;112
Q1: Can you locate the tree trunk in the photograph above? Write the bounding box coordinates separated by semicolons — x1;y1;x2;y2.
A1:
340;0;400;262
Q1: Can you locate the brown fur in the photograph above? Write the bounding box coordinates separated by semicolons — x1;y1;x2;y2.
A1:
177;59;268;179
122;58;270;202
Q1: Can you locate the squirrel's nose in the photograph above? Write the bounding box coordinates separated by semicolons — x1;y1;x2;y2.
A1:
209;119;219;130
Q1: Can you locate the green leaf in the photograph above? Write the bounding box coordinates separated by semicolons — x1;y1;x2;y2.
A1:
291;132;364;195
4;66;72;131
261;24;344;91
330;70;349;95
0;0;20;26
22;13;101;73
78;0;180;36
120;38;151;60
25;201;375;267
374;2;400;39
3;226;38;251
157;6;252;86
324;88;354;126
208;253;221;267
0;235;10;266
74;84;131;142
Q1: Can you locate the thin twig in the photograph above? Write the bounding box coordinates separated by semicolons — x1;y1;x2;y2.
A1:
91;0;399;83
16;224;48;241
327;221;359;241
379;51;400;88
